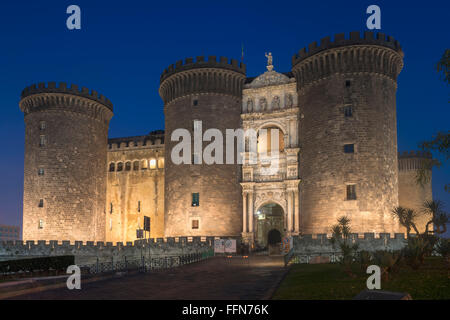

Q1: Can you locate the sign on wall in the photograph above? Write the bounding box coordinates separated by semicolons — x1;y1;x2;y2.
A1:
214;239;236;253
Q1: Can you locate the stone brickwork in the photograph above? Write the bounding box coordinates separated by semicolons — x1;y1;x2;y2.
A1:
292;233;407;256
291;31;404;235
160;56;246;237
20;82;113;242
398;151;433;233
0;237;212;265
106;131;165;242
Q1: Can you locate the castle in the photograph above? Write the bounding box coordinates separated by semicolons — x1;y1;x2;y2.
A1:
19;31;432;247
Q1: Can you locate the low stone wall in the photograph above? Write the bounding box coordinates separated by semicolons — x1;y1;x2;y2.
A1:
0;237;214;265
293;233;407;256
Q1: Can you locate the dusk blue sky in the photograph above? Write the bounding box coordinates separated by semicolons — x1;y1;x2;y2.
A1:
0;1;448;235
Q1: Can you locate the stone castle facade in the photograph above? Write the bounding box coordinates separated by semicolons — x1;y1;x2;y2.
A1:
19;31;432;246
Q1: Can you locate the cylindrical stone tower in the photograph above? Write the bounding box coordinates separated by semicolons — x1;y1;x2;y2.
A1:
19;82;114;242
398;151;433;233
159;56;246;237
291;31;404;234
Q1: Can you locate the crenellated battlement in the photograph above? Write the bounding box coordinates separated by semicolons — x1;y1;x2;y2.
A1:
293;233;407;255
160;56;246;83
292;31;403;67
0;237;213;264
159;55;247;104
108;130;165;150
398;150;432;159
291;31;404;88
398;150;432;171
21;82;113;110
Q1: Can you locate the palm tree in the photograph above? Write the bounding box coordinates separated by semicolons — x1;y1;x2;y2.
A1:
422;200;448;234
391;206;420;237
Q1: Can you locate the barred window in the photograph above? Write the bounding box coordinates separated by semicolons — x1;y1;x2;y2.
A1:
192;193;199;207
344;144;354;153
344;105;353;117
39;135;46;147
347;185;357;200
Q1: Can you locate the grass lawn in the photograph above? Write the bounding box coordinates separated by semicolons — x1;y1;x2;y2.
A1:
273;257;450;300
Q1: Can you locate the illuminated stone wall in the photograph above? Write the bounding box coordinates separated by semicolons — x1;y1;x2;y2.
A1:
106;132;165;243
20;83;113;242
160;56;246;237
292;32;404;235
398;151;433;233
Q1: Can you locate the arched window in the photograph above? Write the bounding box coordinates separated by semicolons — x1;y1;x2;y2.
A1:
157;157;164;169
117;162;123;172
150;159;157;169
109;163;115;172
257;126;284;155
141;159;148;170
125;161;131;171
133;161;139;171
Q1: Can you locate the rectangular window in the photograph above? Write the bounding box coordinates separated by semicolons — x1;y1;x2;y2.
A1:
345;80;351;87
344;144;354;153
38;199;44;208
138;201;141;212
347;184;357;200
38;168;45;176
39;135;46;147
344;106;353;117
192;193;199;207
39;121;46;130
38;219;44;229
110;202;113;214
192;219;199;229
193;99;198;106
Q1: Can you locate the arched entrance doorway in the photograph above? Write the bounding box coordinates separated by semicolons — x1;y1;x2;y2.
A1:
254;203;284;250
267;229;282;245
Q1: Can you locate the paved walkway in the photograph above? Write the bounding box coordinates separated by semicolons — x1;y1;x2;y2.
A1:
8;256;287;300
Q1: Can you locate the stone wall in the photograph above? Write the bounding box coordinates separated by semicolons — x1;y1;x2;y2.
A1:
160;56;246;237
398;151;433;233
106;134;165;242
292;233;407;255
0;238;213;265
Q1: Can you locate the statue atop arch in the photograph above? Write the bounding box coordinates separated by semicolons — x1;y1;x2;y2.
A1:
265;52;274;71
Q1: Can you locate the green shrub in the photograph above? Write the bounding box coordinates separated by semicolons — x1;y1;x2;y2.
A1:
372;250;401;281
0;256;75;274
401;237;428;270
356;250;373;272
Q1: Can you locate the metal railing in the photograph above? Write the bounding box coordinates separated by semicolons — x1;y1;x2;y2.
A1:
80;250;214;274
289;252;342;264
